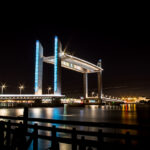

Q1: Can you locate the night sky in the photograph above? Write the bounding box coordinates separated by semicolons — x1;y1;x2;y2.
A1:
0;5;150;97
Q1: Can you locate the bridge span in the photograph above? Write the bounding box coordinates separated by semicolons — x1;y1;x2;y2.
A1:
0;36;123;104
0;94;64;100
0;95;123;104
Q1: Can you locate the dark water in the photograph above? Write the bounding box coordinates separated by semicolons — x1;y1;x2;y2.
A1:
1;104;150;125
0;104;150;149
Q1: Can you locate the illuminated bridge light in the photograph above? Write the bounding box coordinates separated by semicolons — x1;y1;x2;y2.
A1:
62;61;69;67
61;61;83;72
35;40;39;93
54;36;58;92
70;63;73;67
74;65;82;71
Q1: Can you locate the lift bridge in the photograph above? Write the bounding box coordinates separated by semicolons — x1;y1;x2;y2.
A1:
0;36;123;104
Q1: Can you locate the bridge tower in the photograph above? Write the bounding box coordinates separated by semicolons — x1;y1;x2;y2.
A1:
34;40;43;95
83;73;88;99
34;36;62;96
54;36;62;95
97;59;102;103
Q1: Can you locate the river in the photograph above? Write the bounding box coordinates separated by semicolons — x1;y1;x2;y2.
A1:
0;104;150;149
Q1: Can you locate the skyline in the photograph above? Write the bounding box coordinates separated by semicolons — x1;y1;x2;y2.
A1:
0;18;150;97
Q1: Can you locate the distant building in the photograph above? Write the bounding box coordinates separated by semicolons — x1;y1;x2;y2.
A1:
138;96;150;102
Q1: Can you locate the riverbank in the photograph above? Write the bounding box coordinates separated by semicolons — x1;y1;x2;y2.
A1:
0;103;119;108
0;102;100;108
0;103;86;108
1;102;149;109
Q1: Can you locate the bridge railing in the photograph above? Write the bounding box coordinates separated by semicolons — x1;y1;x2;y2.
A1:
0;107;150;150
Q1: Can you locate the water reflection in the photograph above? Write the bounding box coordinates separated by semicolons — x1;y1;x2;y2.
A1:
0;104;144;125
121;104;137;124
63;104;67;116
31;108;42;118
0;108;23;117
59;143;71;150
0;109;9;116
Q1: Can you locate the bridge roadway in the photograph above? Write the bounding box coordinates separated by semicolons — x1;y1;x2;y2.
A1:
0;95;123;103
0;94;64;100
102;97;123;103
85;97;123;103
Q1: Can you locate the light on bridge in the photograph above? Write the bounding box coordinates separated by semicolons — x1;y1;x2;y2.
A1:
1;84;7;94
19;85;24;94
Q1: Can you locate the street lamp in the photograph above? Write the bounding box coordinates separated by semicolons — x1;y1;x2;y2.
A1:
47;87;52;94
1;84;6;94
91;91;95;97
19;85;24;94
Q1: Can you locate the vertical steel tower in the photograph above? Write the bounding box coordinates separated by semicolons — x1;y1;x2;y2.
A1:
34;40;43;95
97;59;102;102
54;36;62;95
34;37;62;96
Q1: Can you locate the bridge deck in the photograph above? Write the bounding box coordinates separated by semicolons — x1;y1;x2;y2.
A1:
0;94;65;100
43;53;103;73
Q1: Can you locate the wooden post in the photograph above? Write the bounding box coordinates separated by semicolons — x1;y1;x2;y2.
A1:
79;136;86;150
11;122;27;149
6;120;11;148
125;131;131;148
23;107;28;133
0;121;4;148
72;128;77;150
51;125;59;150
33;123;38;150
51;125;56;149
97;129;103;149
19;121;27;148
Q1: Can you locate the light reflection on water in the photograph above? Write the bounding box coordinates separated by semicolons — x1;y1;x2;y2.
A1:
0;104;140;124
1;104;150;149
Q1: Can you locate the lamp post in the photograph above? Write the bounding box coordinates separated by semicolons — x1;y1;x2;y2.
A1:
48;87;52;94
1;84;6;94
91;91;95;97
19;85;24;94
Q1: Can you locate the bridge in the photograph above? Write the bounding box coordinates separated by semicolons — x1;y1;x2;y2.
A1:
0;95;123;105
34;36;103;102
0;36;123;104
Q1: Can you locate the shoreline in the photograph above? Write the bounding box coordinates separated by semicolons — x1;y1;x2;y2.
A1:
1;103;149;109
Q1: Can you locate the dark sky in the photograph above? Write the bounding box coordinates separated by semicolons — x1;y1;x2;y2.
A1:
0;4;150;97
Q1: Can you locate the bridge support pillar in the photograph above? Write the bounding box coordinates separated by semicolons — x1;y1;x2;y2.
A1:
83;73;88;99
54;36;62;96
34;40;43;95
97;71;102;103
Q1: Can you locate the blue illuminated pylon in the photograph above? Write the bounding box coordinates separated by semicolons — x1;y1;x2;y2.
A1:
35;40;39;93
54;36;58;92
54;36;61;95
34;40;43;95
